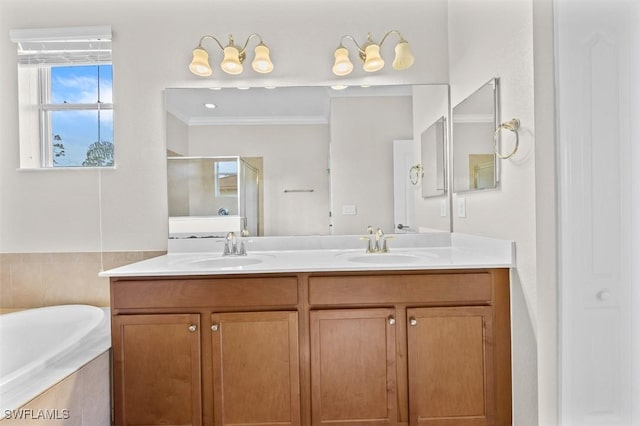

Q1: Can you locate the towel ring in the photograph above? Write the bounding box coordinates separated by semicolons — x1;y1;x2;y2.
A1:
409;164;424;185
494;118;520;159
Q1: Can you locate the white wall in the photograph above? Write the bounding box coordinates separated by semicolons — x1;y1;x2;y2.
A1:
448;0;538;424
186;124;330;236
412;85;451;232
0;0;449;253
330;96;413;234
166;112;188;155
532;0;558;423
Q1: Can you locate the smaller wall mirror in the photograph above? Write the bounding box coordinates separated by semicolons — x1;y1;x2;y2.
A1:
452;78;499;192
420;116;447;198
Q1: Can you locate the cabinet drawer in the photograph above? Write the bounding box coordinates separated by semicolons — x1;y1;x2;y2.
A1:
308;272;492;305
111;276;298;309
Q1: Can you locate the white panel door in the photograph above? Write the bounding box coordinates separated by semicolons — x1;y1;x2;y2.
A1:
393;139;416;233
556;1;639;425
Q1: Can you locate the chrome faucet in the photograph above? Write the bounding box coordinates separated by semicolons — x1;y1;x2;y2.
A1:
223;232;247;256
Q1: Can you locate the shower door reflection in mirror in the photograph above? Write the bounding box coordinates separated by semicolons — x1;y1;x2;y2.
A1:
167;156;261;236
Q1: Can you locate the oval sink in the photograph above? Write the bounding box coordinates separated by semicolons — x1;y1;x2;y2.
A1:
177;256;264;269
346;254;424;265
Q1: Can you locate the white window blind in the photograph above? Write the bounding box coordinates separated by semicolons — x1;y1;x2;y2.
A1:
10;26;111;65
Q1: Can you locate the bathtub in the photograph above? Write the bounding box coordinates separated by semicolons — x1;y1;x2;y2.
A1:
0;304;111;417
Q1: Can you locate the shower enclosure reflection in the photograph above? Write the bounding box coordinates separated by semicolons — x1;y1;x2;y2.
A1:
167;156;261;237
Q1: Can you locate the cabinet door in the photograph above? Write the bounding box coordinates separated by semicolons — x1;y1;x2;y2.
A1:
210;311;300;426
310;308;397;426
112;313;202;426
407;307;494;426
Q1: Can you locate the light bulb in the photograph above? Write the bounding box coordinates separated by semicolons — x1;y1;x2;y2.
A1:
221;46;243;75
392;40;415;70
252;44;274;73
362;44;384;72
332;47;353;76
189;47;212;77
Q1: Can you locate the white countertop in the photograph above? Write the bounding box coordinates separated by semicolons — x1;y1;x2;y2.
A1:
100;233;515;278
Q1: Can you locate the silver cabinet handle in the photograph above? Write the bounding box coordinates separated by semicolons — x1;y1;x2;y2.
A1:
188;324;197;332
409;318;417;326
388;316;396;325
211;324;219;332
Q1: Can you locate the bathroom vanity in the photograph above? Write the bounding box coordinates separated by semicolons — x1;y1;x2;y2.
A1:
104;235;514;426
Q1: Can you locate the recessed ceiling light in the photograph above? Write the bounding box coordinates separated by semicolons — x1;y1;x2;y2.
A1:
331;85;348;90
204;103;216;109
208;87;222;90
237;86;250;90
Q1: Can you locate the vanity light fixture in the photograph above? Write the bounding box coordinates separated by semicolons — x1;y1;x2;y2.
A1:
332;30;414;76
189;33;274;77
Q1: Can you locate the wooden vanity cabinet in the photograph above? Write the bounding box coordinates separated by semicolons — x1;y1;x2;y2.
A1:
110;269;511;426
111;313;202;426
307;269;511;426
110;275;301;426
310;308;398;426
407;306;495;426
210;311;301;426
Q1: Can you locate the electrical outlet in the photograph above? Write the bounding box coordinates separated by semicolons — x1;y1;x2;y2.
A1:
457;197;466;218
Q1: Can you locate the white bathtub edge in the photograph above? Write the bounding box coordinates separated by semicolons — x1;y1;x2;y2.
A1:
0;307;111;418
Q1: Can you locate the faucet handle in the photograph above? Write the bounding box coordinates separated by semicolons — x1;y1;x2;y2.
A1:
238;241;247;256
223;232;236;256
381;235;395;253
360;236;373;253
366;225;374;235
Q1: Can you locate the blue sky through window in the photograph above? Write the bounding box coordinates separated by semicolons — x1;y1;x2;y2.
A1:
50;65;113;166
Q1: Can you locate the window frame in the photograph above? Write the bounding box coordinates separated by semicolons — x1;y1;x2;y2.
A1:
37;65;114;167
10;26;113;169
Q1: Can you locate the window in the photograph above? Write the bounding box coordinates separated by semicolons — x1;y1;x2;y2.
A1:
10;26;113;168
214;159;238;197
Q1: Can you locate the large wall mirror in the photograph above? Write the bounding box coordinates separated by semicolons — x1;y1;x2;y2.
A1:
165;84;451;237
452;78;499;193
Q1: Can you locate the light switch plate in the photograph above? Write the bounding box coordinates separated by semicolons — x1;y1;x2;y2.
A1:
457;197;466;218
342;205;357;216
440;199;447;217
